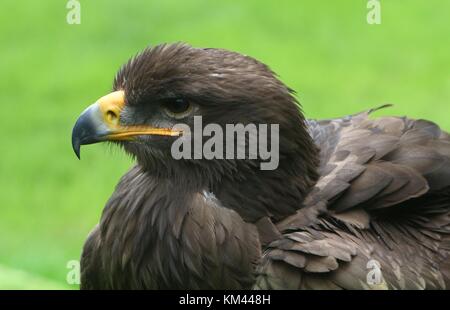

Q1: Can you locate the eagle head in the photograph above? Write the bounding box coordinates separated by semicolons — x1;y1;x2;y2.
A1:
72;43;318;220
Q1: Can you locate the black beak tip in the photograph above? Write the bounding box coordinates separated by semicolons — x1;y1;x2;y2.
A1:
72;136;81;159
72;120;83;160
71;104;105;159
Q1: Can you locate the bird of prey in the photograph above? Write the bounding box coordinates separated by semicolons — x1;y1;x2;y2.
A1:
72;43;450;289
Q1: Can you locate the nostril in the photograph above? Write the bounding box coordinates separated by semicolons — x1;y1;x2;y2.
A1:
106;110;118;123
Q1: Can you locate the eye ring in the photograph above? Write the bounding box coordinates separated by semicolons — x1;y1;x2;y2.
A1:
162;98;193;119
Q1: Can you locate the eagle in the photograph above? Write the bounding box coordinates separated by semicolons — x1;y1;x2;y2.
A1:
72;43;450;289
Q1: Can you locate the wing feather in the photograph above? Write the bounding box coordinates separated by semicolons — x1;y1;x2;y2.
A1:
259;108;450;289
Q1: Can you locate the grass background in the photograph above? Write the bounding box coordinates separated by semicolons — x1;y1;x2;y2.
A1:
0;0;448;289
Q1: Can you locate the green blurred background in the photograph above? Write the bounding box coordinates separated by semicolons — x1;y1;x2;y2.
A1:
0;0;448;289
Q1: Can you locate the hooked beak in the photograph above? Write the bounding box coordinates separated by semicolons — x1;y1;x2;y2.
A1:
71;90;181;159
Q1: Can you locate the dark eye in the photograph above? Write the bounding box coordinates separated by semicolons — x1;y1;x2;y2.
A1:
162;98;193;119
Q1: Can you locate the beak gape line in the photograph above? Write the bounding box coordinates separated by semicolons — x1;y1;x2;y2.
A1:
71;91;182;159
